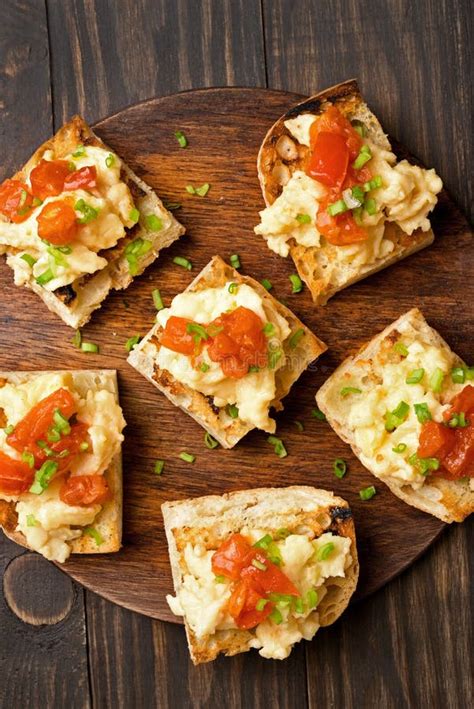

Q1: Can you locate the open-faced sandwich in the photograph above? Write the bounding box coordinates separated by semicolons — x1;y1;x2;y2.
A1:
0;370;125;561
0;116;185;328
128;255;326;448
163;486;358;663
255;80;443;305
316;309;474;522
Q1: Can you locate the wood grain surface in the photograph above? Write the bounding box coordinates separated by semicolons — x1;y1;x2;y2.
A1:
0;1;472;708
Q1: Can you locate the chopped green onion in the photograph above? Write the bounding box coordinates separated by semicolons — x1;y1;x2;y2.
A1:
312;407;327;421
466;367;474;381
214;575;226;583
333;458;347;479
393;342;409;357
173;256;192;270
363;175;382;191
20;253;37;267
261;278;273;291
294;420;304;432
340;386;362;397
129;207;140;224
32;197;43;207
248;365;260;373
275;528;290;539
195;183;210;197
53;409;71;434
414;402;432;423
47;427;61;443
72;144;85;157
448;412;468;428
26;514;38;527
352;206;363;225
18;189;28;207
351;185;365;202
359;485;377;500
35;268;55;286
199;362;210;373
351;120;366;136
307;589;319;609
227;404;239;419
84;527;104;547
267;542;282;566
288;328;305;349
230;254;241;270
145;214;163;231
364;197;377;215
269;608;283;625
406;368;425;385
384;401;410;432
255;598;269;611
293;597;305;614
352;144;372;169
46;244;69;267
79;442;89;452
327;199;348;216
164;201;182;211
228;282;239;294
253;534;272;550
3;425;14;435
409;454;440;475
263;322;275;336
186;322;209;342
126;334;142;352
204;432;219;449
289;273;303;293
21;451;35;468
154;460;164;475
185;185;196;194
29;461;58;494
316;542;335;561
105;153;115;168
152;288;164;310
296;213;311;224
268;592;293;606
71;330;82;348
81;342;99;353
174;130;188;148
451;367;465;384
392;442;407;453
252;558;267;571
429;367;445;393
75;198;99;224
267;435;287;458
268;346;283;369
179;451;195;463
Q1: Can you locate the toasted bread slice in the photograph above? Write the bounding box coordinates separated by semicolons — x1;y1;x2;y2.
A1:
128;255;327;448
162;486;359;664
256;80;438;305
316;309;474;523
1;116;185;328
0;369;123;555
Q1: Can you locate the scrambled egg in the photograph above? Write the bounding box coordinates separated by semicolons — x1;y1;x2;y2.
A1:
255;117;442;268
0;372;125;561
0;145;136;290
156;283;291;431
167;531;352;660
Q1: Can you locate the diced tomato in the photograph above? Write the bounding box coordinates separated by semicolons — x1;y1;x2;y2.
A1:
447;385;474;417
0;179;34;223
440;413;474;479
160;316;197;356
36;199;78;245
241;551;300;597
59;474;109;506
307;131;349;189
30;159;71;201
309;105;363;160
228;579;273;629
34;421;90;472
417;420;456;459
7;388;76;454
316;203;368;245
0;451;35;495
63;165;97;192
211;533;254;580
207;307;268;379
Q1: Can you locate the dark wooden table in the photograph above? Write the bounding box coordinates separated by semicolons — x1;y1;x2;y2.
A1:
0;2;472;707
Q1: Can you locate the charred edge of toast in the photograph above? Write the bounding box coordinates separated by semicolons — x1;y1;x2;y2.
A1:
283;80;360;120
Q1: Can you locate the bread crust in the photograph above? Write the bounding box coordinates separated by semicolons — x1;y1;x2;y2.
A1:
316;308;474;523
0;369;123;555
2;115;185;328
128;255;327;448
162;486;359;664
256;80;435;305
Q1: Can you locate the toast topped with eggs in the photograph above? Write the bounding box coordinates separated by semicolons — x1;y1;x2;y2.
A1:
316;309;474;522
0;370;125;561
162;486;358;664
0;116;185;328
255;80;443;305
128;255;327;448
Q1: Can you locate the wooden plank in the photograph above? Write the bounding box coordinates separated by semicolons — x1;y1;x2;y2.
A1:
262;0;473;222
46;0;266;123
305;519;473;708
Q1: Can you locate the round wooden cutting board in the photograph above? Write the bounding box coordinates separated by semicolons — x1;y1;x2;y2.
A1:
1;88;472;621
